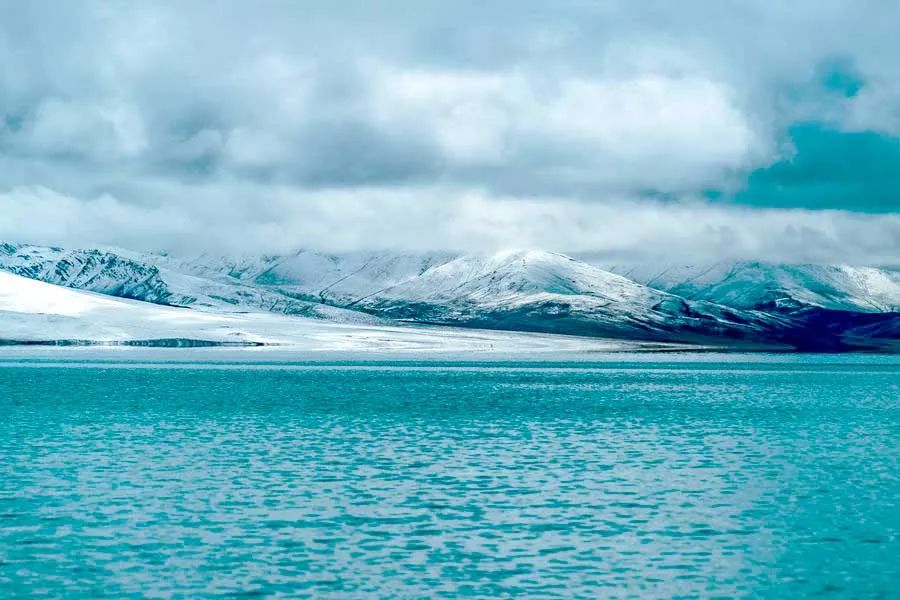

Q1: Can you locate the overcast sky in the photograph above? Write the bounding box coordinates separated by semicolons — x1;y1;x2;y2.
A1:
0;0;898;262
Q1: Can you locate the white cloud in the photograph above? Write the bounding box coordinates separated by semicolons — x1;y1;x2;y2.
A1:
539;76;760;173
1;184;897;266
369;66;764;192
0;0;898;261
370;68;512;164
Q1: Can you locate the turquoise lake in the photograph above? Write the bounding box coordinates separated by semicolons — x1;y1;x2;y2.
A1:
1;351;898;598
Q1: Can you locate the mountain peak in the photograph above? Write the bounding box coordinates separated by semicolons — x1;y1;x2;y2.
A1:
1;242;898;351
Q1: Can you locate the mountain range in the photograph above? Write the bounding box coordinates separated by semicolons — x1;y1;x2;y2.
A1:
1;241;898;351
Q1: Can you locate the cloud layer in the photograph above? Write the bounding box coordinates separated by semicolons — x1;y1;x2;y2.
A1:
0;1;898;261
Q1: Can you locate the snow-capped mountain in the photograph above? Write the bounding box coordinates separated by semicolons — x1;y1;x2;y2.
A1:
599;261;900;313
1;269;645;352
592;260;900;349
0;242;382;324
138;249;455;305
1;241;898;351
128;247;789;345
1;242;171;304
345;250;786;345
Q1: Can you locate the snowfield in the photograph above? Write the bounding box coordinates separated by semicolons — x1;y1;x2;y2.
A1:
1;241;898;351
0;271;674;352
599;261;900;313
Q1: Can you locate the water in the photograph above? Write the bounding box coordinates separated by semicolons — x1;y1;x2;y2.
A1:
1;352;898;598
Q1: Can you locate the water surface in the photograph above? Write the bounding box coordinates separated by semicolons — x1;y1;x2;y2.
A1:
1;352;898;597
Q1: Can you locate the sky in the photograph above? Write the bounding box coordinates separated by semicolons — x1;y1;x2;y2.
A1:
0;0;898;263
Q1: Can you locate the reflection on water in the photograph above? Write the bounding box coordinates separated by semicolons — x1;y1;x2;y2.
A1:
1;357;898;597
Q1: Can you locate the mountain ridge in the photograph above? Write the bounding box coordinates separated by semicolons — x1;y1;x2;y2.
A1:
1;241;897;351
598;260;900;313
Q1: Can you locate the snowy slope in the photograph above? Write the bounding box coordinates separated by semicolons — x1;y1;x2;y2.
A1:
349;250;785;345
3;242;899;350
0;243;382;323
0;269;265;344
10;241;899;319
1;242;171;303
0;271;658;352
146;249;456;304
599;261;900;313
164;249;785;343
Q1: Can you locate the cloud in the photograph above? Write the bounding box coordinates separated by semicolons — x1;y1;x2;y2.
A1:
13;98;148;161
0;0;898;260
369;66;762;193
1;184;898;266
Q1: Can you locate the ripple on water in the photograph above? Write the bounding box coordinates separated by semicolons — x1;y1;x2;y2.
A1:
0;359;898;597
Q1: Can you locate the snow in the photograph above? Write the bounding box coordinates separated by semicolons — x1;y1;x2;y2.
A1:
0;245;785;344
599;261;900;312
9;242;898;318
139;249;455;305
365;250;662;306
2;241;898;350
0;270;665;352
0;243;382;322
345;250;783;344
